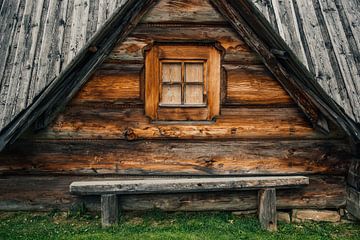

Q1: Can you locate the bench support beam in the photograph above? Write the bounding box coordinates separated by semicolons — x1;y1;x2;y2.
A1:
258;188;277;231
101;194;119;227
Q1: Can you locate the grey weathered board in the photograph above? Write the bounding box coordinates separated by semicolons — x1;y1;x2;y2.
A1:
70;176;309;230
70;176;309;195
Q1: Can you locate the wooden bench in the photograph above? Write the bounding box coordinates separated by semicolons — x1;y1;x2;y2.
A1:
70;176;309;231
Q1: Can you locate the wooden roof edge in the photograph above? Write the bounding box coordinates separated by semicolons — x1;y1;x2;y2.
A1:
210;0;360;154
0;0;158;152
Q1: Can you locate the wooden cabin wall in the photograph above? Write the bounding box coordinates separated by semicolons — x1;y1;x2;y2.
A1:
0;0;353;212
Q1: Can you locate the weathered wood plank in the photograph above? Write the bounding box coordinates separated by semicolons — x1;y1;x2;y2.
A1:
31;0;69;99
2;0;46;126
347;186;360;219
224;64;294;105
142;0;225;23
70;176;309;195
296;0;352;117
258;188;277;231
0;140;352;175
101;194;119;227
0;0;22;88
348;158;360;191
0;175;347;211
85;0;99;41
340;0;360;77
0;0;23;128
270;0;309;68
66;0;90;63
317;0;360;119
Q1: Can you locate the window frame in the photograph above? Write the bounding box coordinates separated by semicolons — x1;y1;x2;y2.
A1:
145;43;221;121
159;60;207;107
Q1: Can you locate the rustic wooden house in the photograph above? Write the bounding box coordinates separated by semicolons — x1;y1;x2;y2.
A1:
0;0;359;228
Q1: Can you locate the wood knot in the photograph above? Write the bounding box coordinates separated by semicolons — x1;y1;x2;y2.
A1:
204;159;216;167
124;128;137;141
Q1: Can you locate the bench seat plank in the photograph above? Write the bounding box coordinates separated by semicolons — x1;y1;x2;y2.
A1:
70;176;309;195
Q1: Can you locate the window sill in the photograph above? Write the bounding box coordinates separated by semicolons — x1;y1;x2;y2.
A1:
158;104;207;108
151;120;216;125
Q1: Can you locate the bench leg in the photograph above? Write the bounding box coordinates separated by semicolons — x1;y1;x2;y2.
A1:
258;188;277;231
101;194;119;227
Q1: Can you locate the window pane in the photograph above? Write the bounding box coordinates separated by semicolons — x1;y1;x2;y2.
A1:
162;63;182;83
185;63;204;83
185;85;203;104
161;85;182;104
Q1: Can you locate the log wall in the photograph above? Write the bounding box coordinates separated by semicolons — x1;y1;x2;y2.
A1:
0;0;354;212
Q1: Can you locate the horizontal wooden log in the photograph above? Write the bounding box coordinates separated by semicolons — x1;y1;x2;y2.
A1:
70;176;309;195
0;175;346;211
32;107;341;140
0;140;352;175
225;64;294;105
72;64;293;106
107;25;262;64
141;0;225;23
73;72;141;103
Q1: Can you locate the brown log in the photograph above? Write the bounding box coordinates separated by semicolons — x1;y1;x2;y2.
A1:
0;139;352;175
224;64;294;105
108;24;262;64
141;0;225;23
31;106;342;140
0;175;346;211
73;72;141;103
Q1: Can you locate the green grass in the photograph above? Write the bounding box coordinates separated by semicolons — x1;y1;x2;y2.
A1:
0;211;359;240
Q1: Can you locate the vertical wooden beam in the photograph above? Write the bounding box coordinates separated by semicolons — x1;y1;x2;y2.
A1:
258;188;277;231
101;194;119;227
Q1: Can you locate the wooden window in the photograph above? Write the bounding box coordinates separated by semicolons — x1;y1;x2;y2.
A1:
160;61;205;106
145;44;221;121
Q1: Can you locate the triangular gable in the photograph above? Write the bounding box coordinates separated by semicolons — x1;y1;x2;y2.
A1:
0;0;359;154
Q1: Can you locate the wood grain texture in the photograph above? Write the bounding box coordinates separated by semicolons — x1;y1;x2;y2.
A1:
142;0;225;23
107;24;262;64
258;188;277;231
73;72;141;102
0;175;347;211
0;0;158;151
225;64;294;105
0;140;352;175
32;106;341;140
70;176;309;195
101;194;119;227
347;186;360;219
348;159;360;191
253;0;360;123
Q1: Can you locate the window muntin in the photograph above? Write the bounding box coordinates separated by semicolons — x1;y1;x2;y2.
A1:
160;61;206;106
